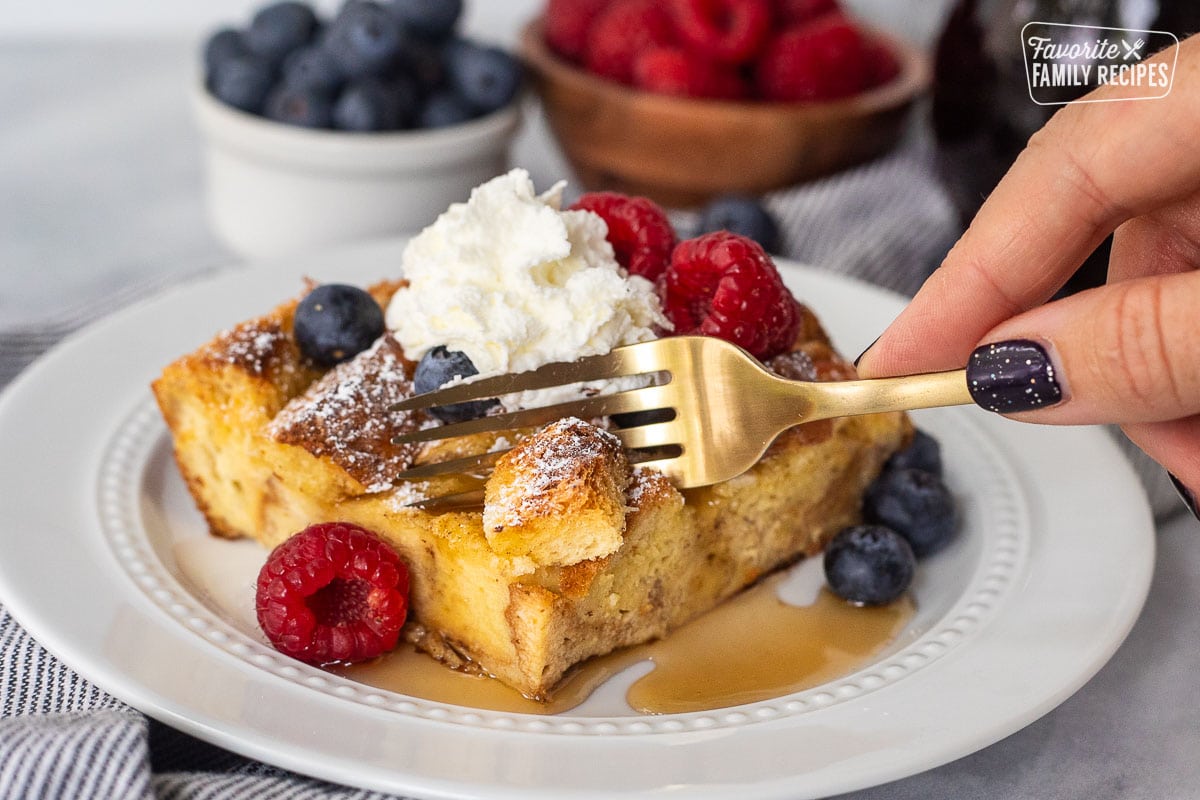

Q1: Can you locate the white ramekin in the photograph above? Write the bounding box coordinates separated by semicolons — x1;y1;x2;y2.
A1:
192;83;522;260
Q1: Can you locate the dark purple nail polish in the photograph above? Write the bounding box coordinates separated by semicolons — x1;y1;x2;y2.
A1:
1168;472;1199;521
967;339;1063;414
853;336;880;368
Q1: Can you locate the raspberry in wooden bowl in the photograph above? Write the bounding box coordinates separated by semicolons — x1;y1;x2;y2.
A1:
520;1;929;207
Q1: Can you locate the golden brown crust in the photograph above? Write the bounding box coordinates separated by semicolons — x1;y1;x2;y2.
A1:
796;303;831;346
482;418;630;566
269;334;426;493
151;292;318;539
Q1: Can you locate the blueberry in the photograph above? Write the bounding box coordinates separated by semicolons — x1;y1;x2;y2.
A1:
443;38;522;114
413;346;499;423
325;1;408;79
416;89;475;127
824;525;916;606
386;72;423;120
264;85;335;128
697;196;781;253
864;468;957;558
333;76;417;131
885;429;943;477
203;28;247;75
245;1;319;64
386;0;463;41
208;54;276;114
282;44;345;94
294;284;385;367
396;40;448;95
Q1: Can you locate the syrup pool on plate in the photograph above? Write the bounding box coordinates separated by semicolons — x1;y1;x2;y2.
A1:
333;570;913;715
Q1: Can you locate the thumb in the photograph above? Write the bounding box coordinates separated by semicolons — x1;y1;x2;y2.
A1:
964;270;1200;426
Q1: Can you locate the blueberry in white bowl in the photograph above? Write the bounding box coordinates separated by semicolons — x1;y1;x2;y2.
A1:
208;53;275;114
200;0;523;133
333;76;417;131
204;28;247;74
387;0;464;42
244;1;320;64
324;1;408;80
417;89;476;128
444;37;524;115
281;44;346;94
264;84;335;128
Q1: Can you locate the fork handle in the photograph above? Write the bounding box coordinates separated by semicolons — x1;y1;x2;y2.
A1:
801;369;973;421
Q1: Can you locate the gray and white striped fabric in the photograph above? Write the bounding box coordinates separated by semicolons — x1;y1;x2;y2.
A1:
0;586;401;800
768;138;959;297
0;141;1182;799
665;137;960;298
0;710;150;800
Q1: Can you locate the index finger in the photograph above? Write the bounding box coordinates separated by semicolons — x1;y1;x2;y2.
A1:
857;34;1200;378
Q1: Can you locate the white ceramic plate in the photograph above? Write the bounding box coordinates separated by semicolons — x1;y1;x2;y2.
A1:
0;239;1155;799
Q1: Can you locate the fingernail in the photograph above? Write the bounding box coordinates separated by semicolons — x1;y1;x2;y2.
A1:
853;336;880;368
1168;472;1199;521
967;339;1064;414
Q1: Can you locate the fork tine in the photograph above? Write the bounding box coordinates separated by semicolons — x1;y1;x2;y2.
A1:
393;449;508;482
403;453;690;512
404;451;685;512
407;487;486;513
392;384;676;445
398;432;678;486
384;345;652;417
388;340;670;414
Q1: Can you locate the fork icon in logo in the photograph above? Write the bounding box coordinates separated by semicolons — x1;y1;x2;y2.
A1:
1123;38;1146;60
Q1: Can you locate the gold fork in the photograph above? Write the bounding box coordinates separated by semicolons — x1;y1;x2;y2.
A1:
389;335;972;508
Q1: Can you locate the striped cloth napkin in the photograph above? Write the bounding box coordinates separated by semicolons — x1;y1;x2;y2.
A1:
0;266;402;798
0;141;1183;799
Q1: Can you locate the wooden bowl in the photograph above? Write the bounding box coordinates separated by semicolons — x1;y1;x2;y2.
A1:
520;20;930;207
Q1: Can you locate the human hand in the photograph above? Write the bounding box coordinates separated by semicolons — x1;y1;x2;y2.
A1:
855;34;1200;512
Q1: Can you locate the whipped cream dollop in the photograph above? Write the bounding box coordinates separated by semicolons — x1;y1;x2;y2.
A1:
386;169;668;407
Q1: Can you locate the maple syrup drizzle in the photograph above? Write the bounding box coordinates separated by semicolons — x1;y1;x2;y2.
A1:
335;574;914;716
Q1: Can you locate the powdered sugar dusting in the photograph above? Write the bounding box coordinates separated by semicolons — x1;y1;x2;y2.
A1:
484;417;627;530
205;320;292;378
269;334;426;492
386;480;430;508
626;466;663;507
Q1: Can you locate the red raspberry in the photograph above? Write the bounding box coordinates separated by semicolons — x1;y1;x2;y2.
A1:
779;0;839;25
755;15;872;101
633;46;748;99
660;232;801;359
544;0;610;63
584;0;676;84
863;36;901;87
255;522;410;665
666;0;772;64
570;192;677;281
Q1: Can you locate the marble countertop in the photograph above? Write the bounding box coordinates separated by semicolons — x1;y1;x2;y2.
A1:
1;39;1197;800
